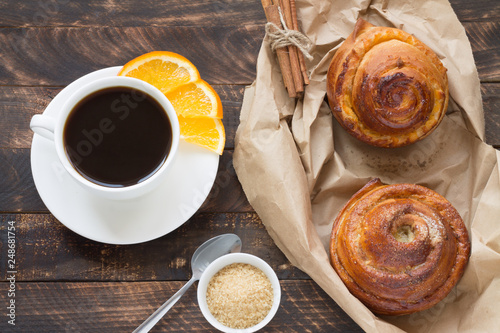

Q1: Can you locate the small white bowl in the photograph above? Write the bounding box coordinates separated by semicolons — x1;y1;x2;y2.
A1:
197;253;281;332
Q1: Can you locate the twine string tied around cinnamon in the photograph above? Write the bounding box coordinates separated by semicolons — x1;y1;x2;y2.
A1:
265;7;313;60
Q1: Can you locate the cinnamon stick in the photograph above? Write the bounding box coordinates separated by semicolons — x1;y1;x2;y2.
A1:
277;0;304;94
261;0;272;7
290;0;309;85
263;4;296;98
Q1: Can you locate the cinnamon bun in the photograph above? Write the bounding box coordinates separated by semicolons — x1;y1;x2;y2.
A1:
326;19;449;147
330;179;470;315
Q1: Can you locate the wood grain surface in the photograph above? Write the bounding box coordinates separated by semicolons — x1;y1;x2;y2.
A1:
0;150;251;213
0;280;362;333
0;26;263;86
0;0;498;332
0;212;303;282
0;23;498;86
0;85;244;150
0;0;498;27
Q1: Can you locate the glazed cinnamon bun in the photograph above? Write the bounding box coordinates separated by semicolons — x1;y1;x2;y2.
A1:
330;179;470;315
326;19;449;147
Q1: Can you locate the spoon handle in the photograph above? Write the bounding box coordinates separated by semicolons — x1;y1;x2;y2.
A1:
132;277;197;333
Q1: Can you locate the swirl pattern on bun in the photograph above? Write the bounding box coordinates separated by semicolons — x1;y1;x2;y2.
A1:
327;19;449;147
330;179;470;315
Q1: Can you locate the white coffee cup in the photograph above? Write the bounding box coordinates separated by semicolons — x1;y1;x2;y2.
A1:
30;76;180;200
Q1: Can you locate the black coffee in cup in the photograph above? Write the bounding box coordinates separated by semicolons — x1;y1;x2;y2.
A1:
63;86;173;187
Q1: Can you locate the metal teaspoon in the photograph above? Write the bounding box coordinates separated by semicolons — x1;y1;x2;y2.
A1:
133;233;243;332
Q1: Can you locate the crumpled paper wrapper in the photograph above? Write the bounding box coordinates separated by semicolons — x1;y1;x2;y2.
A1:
233;0;500;332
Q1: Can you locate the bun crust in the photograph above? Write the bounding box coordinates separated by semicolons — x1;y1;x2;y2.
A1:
330;179;470;315
326;19;449;147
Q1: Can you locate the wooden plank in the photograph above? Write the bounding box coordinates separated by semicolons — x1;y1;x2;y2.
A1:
0;23;499;87
450;0;500;22
0;26;263;86
1;82;499;151
0;149;252;213
0;86;60;150
0;85;244;150
0;280;362;332
483;83;500;147
0;212;304;282
0;0;497;28
464;22;500;82
0;0;266;28
0;149;43;212
201;151;252;213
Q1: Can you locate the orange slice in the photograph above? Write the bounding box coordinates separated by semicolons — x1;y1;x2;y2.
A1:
165;79;223;119
178;115;225;155
118;51;200;94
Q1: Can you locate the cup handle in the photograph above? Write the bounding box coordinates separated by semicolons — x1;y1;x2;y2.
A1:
30;114;56;141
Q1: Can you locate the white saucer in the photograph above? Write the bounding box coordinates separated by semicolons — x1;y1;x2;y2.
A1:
30;67;219;244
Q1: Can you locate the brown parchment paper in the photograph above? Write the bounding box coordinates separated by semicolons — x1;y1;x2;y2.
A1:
233;0;500;332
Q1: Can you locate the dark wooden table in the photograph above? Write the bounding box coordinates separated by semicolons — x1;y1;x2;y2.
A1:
0;1;498;332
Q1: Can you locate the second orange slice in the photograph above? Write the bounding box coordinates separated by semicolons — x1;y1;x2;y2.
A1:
166;80;223;119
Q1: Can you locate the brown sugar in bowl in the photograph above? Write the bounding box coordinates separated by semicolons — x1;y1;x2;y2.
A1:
197;253;281;332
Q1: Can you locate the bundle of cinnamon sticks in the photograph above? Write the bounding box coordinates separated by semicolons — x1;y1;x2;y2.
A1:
261;0;310;98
